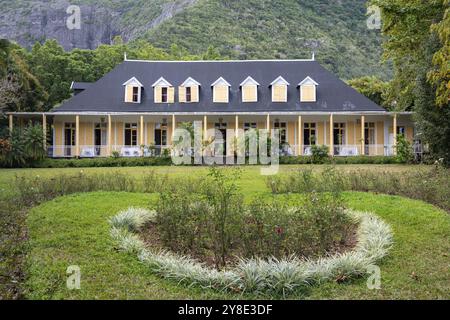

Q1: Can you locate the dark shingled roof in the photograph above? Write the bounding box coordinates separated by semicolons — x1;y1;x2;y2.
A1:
53;60;385;113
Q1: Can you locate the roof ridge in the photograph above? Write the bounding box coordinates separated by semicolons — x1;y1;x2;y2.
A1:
124;58;316;63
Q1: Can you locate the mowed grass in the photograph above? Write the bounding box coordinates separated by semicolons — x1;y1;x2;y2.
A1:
0;164;430;198
24;189;450;299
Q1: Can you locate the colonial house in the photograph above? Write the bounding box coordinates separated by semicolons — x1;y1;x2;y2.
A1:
6;57;415;158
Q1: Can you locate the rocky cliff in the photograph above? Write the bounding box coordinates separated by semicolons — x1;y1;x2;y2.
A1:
0;0;197;50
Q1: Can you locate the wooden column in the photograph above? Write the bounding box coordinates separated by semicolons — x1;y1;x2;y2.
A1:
8;114;13;133
75;115;80;157
42;114;47;150
266;114;270;131
235;115;239;139
107;115;112;156
393;113;397;155
298;115;302;156
203;115;208;140
140;115;144;146
329;114;334;156
361;115;365;155
171;114;176;145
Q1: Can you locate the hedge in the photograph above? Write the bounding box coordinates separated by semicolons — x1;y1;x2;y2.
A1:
0;155;407;168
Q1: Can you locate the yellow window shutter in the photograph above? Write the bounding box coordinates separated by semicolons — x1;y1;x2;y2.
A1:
273;85;287;102
154;86;162;103
214;85;228;103
191;85;199;102
301;85;315;102
179;86;186;103
125;85;133;102
168;87;175;103
243;85;257;102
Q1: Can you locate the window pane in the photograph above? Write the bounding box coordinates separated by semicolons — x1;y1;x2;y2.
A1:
186;87;191;102
162;87;168;103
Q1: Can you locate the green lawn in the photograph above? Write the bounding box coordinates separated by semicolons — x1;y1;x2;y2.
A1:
22;181;450;299
0;164;430;198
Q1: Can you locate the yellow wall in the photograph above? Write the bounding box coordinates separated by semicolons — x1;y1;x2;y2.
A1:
147;122;154;145
317;122;324;145
287;122;295;146
116;122;124;146
347;121;355;145
406;127;414;142
376;122;384;145
389;126;414;142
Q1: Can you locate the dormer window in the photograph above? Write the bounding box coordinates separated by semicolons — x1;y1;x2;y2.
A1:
270;76;289;102
186;87;192;102
211;77;231;103
240;76;259;102
132;87;139;102
298;77;318;102
179;77;201;103
123;77;143;103
152;77;174;103
161;87;168;103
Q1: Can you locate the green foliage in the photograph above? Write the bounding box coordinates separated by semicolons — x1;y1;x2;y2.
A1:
0;39;48;113
155;167;354;269
157;167;244;269
414;77;450;165
279;155;401;165
0;124;46;167
32;156;173;169
371;0;448;111
2;166;449;299
428;1;450;107
395;134;413;164
310;145;330;164
268;165;450;212
143;0;391;80
371;0;449;162
348;76;391;109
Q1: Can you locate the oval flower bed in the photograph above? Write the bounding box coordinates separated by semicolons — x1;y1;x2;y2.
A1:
110;206;393;296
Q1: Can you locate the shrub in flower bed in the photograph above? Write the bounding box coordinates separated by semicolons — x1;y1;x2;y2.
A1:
110;207;393;296
154;168;356;269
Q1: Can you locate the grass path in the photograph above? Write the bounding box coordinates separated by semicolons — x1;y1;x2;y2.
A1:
24;191;450;300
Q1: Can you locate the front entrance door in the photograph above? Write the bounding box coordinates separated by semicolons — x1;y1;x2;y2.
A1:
94;123;107;156
364;122;375;155
214;122;227;156
64;123;76;157
154;123;167;156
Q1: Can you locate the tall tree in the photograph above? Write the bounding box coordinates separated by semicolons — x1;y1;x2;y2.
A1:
372;0;449;164
371;0;447;110
428;2;450;107
348;76;391;108
0;40;47;113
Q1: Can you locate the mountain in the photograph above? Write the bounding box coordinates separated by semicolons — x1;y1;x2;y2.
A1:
0;0;390;79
